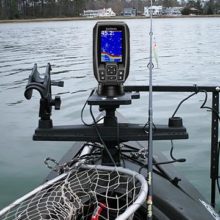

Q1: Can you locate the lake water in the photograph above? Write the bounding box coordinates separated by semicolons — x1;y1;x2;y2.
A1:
0;17;220;209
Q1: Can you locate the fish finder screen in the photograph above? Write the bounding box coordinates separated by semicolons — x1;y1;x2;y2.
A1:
101;30;123;63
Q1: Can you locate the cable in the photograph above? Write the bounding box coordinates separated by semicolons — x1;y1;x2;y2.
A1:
80;89;105;126
200;90;220;120
120;145;185;187
170;140;186;163
172;91;198;118
122;143;141;152
89;105;117;167
199;90;220;198
199;90;220;197
154;160;185;165
216;142;220;194
171;89;220;200
114;115;126;167
172;88;220;120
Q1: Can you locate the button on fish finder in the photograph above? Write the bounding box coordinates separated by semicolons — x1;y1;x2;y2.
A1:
118;70;124;76
107;65;117;75
99;70;105;76
93;21;130;97
118;70;124;81
99;70;106;81
107;76;117;81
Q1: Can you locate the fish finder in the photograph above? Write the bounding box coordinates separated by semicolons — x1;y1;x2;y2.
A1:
93;21;130;97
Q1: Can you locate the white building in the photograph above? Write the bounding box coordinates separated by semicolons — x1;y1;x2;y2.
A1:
123;8;137;16
163;7;182;16
144;6;163;16
83;8;116;17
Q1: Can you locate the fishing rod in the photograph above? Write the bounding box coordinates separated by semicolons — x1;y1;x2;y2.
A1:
146;1;154;219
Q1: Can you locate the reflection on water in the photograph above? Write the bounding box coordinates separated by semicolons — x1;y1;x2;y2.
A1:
0;18;220;209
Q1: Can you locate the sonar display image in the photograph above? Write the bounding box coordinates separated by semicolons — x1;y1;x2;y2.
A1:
101;30;122;63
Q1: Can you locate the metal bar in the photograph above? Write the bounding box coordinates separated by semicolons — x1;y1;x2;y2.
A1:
210;92;219;207
124;85;220;93
33;124;188;142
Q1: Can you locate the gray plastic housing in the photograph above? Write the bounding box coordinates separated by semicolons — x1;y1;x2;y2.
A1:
93;21;130;86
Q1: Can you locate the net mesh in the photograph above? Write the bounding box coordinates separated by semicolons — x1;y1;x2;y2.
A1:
0;165;148;220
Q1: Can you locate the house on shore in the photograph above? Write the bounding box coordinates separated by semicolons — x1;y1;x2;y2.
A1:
144;6;163;16
123;8;137;16
83;8;116;18
144;6;183;16
162;7;182;16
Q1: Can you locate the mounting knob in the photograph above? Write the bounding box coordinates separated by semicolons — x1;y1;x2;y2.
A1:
51;96;61;110
168;117;183;127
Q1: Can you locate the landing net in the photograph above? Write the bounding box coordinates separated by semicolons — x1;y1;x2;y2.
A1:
0;165;148;220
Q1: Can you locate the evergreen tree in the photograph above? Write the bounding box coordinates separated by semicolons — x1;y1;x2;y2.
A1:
74;0;85;16
196;0;203;13
204;0;214;14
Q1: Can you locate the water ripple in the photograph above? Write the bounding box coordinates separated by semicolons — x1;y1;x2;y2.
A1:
71;89;88;94
7;100;24;106
0;18;220;208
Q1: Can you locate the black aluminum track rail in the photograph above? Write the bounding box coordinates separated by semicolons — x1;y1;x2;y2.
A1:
124;85;220;93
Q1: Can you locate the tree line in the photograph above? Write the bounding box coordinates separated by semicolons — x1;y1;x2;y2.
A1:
181;0;220;15
0;0;219;20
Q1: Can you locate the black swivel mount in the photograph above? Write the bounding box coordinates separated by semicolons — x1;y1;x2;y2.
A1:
24;63;64;129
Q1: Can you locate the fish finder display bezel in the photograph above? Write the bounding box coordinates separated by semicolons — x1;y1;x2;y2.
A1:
93;22;130;86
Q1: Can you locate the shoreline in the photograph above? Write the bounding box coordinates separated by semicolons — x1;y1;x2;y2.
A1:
0;15;220;24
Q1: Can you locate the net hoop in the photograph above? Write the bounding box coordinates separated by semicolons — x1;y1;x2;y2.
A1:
0;164;148;220
88;165;148;220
